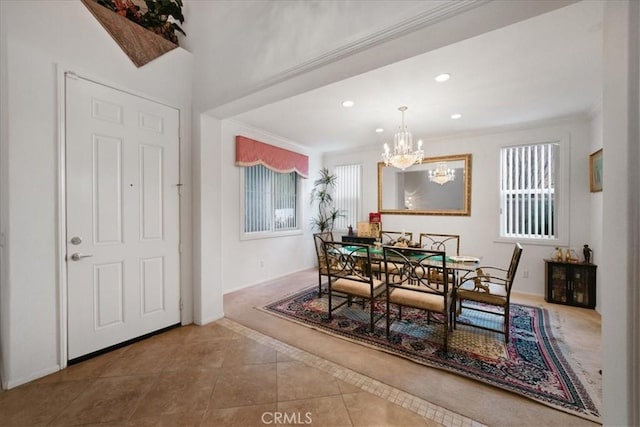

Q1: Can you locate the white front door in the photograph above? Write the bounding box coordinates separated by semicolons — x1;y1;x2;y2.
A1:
66;75;181;360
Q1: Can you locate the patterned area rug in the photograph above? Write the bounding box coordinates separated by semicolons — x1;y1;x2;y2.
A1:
260;286;600;422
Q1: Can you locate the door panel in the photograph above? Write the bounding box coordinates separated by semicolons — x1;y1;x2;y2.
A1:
66;75;180;360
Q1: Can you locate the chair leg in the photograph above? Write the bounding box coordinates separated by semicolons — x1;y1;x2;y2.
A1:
443;312;449;352
369;297;375;333
504;305;510;343
327;286;333;321
386;297;391;338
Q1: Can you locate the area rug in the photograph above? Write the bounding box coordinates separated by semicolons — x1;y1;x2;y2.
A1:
260;286;601;422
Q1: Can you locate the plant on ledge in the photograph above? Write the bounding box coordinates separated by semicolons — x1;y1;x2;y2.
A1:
98;0;186;44
310;168;344;233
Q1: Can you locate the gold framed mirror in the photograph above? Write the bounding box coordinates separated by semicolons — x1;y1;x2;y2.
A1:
377;153;472;216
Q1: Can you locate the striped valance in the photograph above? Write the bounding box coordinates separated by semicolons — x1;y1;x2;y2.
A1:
235;136;308;178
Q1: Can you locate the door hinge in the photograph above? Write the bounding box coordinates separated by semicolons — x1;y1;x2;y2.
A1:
179;243;183;253
179;299;183;311
176;183;183;195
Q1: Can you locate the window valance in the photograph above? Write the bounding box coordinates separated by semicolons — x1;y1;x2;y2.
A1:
235;136;309;178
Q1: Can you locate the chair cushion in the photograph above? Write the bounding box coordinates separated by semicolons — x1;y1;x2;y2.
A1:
457;280;507;306
371;261;404;274
389;288;445;312
332;277;384;298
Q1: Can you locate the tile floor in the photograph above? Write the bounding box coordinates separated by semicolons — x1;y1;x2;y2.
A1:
0;269;601;427
0;318;477;426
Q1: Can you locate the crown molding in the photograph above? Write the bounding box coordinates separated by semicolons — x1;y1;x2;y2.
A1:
222;0;488;107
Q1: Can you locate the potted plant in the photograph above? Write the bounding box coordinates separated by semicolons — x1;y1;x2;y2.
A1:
310;168;343;233
98;0;186;44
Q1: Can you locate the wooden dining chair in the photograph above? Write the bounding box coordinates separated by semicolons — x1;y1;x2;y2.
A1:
383;246;453;351
323;241;385;332
313;231;333;297
455;243;523;342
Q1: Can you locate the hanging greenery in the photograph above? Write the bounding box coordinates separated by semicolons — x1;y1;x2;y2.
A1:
98;0;186;45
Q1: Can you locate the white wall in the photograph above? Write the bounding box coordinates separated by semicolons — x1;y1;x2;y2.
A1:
325;118;593;297
0;1;193;388
217;120;321;295
589;111;603;313
601;1;639;424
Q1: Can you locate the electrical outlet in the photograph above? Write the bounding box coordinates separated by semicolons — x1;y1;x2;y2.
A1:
522;269;529;278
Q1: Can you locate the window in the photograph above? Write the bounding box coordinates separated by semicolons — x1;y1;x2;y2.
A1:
242;164;300;237
500;142;559;239
333;164;362;231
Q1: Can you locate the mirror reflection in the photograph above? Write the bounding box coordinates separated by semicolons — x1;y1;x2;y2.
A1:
378;154;472;216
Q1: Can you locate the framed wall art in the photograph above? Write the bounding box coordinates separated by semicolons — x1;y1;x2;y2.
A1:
589;149;603;192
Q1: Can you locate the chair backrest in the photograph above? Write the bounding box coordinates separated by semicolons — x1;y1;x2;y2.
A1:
506;243;524;288
382;246;448;295
322;241;375;284
419;233;460;255
313;231;333;269
380;230;413;245
314;231;333;256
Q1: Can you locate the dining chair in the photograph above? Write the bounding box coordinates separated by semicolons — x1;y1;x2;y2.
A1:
313;231;334;297
419;233;461;287
455;242;523;342
419;233;460;255
323;241;385;332
371;231;414;279
380;230;413;245
383;246;453;351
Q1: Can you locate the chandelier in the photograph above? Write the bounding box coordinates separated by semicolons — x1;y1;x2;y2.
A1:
381;106;424;170
428;162;456;185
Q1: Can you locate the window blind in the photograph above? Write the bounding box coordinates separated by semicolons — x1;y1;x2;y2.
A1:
500;143;557;239
333;164;362;231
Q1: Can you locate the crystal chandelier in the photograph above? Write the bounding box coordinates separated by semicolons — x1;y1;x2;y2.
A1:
381;106;424;170
428;162;456;185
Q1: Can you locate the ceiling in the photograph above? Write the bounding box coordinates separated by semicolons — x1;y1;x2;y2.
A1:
230;1;603;153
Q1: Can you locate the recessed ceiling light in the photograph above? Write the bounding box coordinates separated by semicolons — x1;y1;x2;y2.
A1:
342;100;355;107
451;113;462;120
435;73;451;83
375;128;384;133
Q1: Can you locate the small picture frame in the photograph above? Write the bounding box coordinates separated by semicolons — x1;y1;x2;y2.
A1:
589;149;603;192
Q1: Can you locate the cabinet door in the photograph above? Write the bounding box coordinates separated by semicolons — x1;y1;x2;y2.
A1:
571;266;592;307
549;264;568;303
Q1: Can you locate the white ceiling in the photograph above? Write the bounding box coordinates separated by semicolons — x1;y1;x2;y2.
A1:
230;0;603;153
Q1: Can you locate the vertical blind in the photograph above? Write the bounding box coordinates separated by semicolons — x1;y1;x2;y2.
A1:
244;164;297;233
500;143;557;239
333;164;362;231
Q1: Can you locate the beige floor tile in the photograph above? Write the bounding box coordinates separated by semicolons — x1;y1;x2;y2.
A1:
125;411;206;426
342;391;437;427
336;379;364;395
222;337;278;366
0;380;90;426
130;369;219;420
277;360;342;401
209;363;277;409
277;395;353;427
162;340;227;372
49;375;156;426
35;349;126;384
99;342;179;377
201;403;277;427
